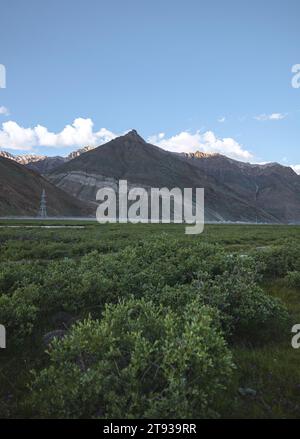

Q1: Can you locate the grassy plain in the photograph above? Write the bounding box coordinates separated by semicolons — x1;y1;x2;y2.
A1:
0;221;299;418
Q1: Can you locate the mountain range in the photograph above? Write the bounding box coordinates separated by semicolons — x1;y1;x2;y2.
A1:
0;145;95;174
1;130;299;222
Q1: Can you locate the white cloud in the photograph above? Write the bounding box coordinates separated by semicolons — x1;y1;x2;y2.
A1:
0;118;119;151
254;113;287;121
291;165;300;175
0;121;36;151
0;118;253;162
218;116;226;123
0;106;9;116
148;130;252;161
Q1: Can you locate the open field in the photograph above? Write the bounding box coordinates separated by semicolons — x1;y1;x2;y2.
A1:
0;222;300;418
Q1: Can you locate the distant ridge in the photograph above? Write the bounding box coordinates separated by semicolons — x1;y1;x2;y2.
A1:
0;145;96;174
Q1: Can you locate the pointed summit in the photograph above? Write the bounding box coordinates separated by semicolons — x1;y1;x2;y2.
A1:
123;129;146;143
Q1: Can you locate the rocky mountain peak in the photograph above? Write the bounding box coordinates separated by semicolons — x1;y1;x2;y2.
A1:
0;150;46;164
181;151;221;159
0;150;14;160
67;145;95;160
123;129;146;143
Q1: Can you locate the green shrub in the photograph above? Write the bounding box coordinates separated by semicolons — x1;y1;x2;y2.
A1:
285;271;300;288
0;284;40;343
29;298;234;419
0;261;44;295
253;243;300;278
193;255;289;342
146;254;289;343
0;239;290;348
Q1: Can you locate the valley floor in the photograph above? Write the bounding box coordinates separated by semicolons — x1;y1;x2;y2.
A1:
0;222;300;419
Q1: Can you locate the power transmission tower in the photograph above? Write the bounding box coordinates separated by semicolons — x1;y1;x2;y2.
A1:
38;189;48;218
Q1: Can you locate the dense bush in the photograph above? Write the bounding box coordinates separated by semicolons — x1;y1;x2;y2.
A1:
29;298;234;419
285;271;300;288
0;261;45;295
147;254;289;343
192;255;289;341
0;284;40;342
253;243;300;278
0;224;298;419
0;238;289;347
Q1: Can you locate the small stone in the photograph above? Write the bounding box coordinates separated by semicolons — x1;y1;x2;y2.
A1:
238;387;257;397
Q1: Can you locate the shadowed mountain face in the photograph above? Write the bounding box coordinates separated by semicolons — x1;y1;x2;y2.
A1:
180;154;300;223
25;156;67;174
0;157;93;217
47;130;300;223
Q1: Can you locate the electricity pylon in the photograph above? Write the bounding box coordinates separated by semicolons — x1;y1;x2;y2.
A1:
37;189;47;218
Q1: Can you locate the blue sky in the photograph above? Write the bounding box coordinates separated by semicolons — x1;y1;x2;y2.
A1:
0;0;299;169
